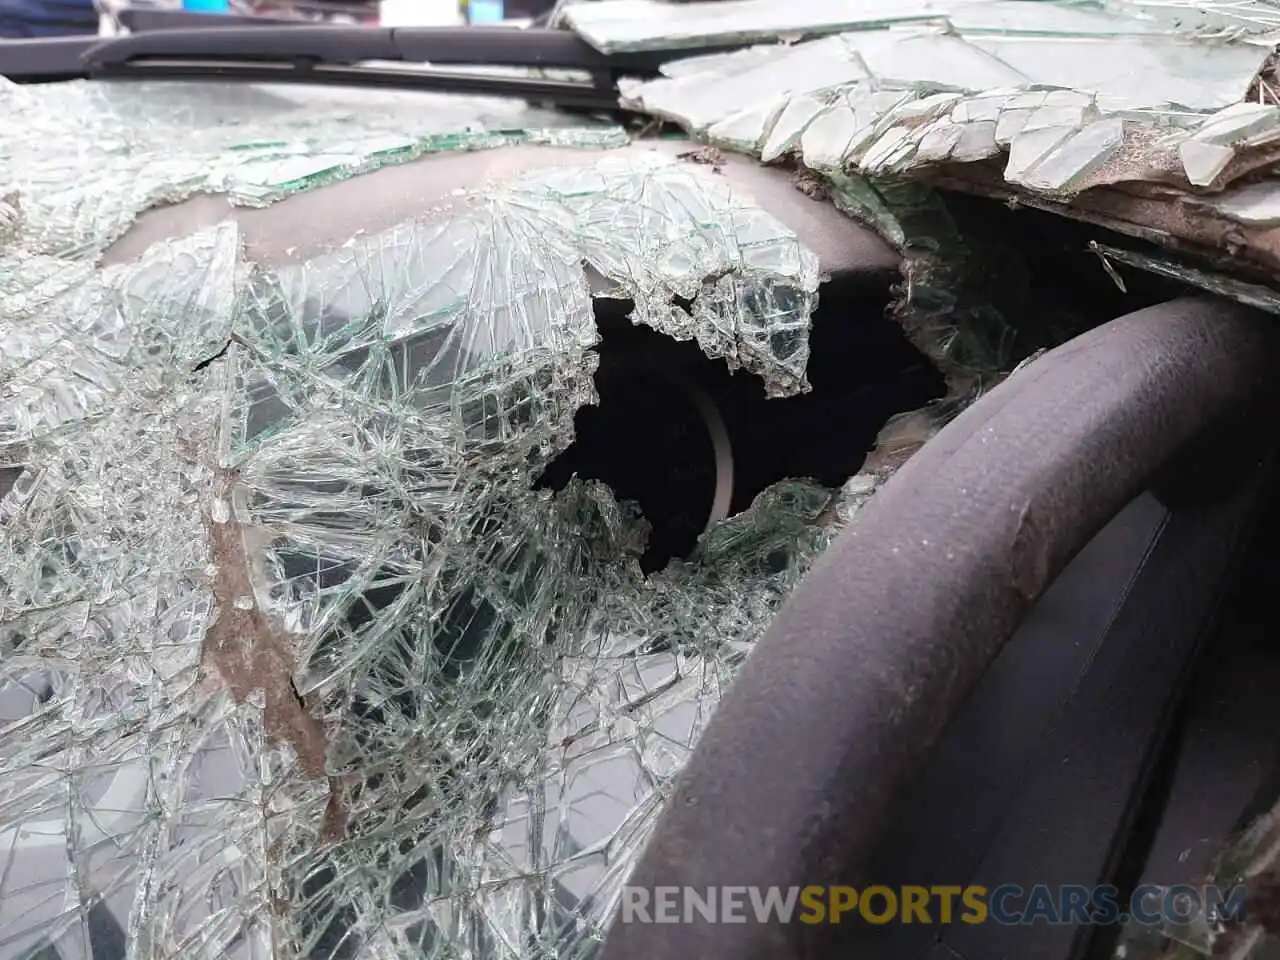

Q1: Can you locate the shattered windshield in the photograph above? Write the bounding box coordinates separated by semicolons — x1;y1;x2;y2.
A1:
5;1;1280;958
0;78;909;960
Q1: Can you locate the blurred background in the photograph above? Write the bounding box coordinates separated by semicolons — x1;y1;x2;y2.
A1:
0;0;560;39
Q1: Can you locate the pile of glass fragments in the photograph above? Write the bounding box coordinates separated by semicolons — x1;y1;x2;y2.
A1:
580;0;1280;310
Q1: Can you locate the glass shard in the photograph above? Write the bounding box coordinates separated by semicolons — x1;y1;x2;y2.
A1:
1206;181;1280;226
1009;118;1126;194
1180;139;1235;188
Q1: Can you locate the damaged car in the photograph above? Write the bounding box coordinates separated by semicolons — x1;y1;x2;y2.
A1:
4;2;1280;960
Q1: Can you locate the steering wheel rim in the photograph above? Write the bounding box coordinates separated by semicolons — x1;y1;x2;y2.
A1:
600;297;1280;960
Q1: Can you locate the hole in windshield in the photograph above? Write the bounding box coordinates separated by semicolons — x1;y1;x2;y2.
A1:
535;280;946;572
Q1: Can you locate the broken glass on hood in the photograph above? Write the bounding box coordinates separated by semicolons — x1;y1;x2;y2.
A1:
595;0;1280;310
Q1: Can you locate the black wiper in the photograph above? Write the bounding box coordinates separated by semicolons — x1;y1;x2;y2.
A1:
0;26;696;111
0;36;100;82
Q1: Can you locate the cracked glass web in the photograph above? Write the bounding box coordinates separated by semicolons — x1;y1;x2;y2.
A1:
0;76;903;960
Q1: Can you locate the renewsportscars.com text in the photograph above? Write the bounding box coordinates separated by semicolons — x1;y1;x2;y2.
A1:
619;884;1249;926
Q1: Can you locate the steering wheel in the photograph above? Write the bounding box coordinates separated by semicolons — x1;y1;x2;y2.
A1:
600;297;1280;960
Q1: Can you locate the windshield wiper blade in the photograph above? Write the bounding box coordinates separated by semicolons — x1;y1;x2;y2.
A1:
82;25;668;72
107;62;636;109
0;26;692;110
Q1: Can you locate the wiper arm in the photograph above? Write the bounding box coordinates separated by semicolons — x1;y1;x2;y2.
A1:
0;37;99;82
0;26;693;111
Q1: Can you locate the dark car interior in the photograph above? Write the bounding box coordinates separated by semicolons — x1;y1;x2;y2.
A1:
592;195;1280;959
